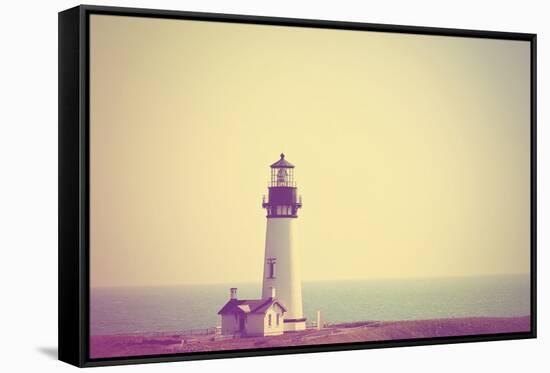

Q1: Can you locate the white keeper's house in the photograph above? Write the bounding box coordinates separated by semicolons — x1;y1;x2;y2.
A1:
218;287;286;337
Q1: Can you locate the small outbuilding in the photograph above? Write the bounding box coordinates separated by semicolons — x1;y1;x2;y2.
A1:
218;288;286;337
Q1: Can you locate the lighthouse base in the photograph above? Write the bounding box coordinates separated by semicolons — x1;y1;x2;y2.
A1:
283;318;307;332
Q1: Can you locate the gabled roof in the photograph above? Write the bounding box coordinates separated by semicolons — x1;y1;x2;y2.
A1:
270;153;294;168
253;299;286;314
218;298;287;315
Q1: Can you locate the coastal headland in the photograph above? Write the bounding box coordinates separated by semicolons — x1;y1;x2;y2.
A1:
90;316;530;359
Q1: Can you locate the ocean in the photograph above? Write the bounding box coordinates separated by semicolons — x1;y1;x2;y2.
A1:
90;274;530;336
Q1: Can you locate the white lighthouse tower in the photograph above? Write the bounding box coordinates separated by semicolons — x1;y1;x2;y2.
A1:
261;154;306;331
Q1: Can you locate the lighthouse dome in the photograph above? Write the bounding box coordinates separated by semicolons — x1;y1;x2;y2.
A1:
270;153;295;168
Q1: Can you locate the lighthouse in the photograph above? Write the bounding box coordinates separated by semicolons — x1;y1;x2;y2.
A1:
261;154;306;331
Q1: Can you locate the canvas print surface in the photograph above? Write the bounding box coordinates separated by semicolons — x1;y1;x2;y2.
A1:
88;15;531;359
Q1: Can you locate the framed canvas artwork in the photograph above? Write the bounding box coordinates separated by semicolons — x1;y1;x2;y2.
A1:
58;5;537;367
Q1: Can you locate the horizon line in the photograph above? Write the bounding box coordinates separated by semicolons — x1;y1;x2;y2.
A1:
90;272;530;289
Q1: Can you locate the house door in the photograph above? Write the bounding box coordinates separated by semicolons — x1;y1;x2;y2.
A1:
238;316;245;333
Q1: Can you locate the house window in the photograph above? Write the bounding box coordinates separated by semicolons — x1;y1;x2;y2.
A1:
267;258;276;279
276;314;280;326
268;314;272;327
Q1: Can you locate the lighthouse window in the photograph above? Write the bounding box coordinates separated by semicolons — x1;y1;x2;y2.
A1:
267;258;276;279
276;314;280;326
268;314;272;327
276;168;288;186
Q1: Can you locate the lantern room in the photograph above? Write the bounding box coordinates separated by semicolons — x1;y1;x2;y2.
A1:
270;153;295;187
262;153;302;218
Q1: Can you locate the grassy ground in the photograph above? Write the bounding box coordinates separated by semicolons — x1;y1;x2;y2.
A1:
90;316;530;358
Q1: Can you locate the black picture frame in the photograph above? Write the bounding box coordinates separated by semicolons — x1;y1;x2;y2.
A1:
58;4;537;368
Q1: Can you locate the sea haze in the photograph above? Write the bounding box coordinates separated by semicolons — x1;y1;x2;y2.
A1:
90;274;529;336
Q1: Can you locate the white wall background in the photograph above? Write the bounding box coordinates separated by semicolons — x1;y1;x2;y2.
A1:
0;0;546;371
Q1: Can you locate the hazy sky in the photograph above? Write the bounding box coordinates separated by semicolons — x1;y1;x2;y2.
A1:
90;15;531;288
